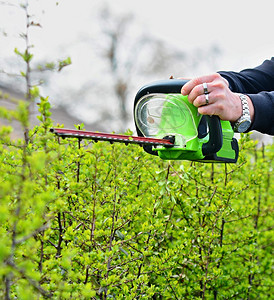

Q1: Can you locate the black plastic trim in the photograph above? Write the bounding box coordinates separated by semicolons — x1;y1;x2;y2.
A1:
134;79;189;105
202;116;223;156
202;138;239;163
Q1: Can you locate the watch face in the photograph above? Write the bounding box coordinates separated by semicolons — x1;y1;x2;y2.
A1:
237;120;251;132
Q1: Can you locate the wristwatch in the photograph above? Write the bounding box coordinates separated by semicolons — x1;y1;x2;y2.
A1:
234;94;251;133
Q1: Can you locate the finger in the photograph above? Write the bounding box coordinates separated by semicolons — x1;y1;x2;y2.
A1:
193;95;205;107
188;82;214;103
198;105;214;116
193;93;213;107
177;77;191;80
181;74;217;95
198;103;219;117
198;101;225;119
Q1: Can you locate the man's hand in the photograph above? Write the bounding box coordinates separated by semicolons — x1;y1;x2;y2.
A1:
181;73;254;122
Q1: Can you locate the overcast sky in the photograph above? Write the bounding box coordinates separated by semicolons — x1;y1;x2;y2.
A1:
115;0;273;71
48;0;274;69
0;0;273;129
1;0;273;70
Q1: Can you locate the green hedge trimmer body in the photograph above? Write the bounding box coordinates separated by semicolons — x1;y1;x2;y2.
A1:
51;79;239;163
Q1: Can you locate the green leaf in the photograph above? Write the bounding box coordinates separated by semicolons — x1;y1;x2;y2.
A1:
119;247;129;256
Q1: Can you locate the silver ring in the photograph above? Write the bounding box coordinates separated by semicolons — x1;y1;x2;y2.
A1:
203;82;209;94
205;93;209;105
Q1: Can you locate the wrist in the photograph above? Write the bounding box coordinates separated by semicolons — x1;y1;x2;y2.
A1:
230;93;243;122
233;94;253;133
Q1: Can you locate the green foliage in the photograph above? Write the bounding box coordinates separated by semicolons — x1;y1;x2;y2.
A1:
0;98;273;299
14;47;34;64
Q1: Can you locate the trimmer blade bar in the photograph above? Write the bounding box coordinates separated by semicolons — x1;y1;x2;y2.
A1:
50;128;175;148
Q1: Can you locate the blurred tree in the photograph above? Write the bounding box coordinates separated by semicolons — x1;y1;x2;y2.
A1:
0;0;222;133
82;3;222;131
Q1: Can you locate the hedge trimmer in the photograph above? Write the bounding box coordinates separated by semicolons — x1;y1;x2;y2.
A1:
51;79;239;163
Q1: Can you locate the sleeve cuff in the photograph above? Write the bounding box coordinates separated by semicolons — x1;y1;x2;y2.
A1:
247;92;274;135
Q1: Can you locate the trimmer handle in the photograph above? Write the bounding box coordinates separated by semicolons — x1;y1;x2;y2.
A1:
202;115;223;156
134;79;189;102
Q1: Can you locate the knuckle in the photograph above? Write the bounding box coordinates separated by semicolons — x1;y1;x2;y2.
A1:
211;73;220;80
193;77;201;86
216;102;225;112
210;90;225;101
192;84;201;96
213;73;222;80
215;93;225;100
212;77;227;89
217;81;227;89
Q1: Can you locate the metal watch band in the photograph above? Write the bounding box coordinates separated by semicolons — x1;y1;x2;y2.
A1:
239;94;250;120
234;94;251;132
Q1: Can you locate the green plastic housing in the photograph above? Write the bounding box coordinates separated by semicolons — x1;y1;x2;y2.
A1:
135;93;238;162
135;94;204;160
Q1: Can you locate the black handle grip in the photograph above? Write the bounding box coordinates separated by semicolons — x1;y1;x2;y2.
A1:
202;115;223;156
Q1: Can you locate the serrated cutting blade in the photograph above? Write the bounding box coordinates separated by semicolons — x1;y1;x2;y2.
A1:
50;128;175;148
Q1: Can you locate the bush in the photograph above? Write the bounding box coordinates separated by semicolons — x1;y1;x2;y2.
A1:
0;97;273;299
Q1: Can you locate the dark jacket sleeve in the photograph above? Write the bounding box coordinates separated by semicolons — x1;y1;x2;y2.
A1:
218;57;274;135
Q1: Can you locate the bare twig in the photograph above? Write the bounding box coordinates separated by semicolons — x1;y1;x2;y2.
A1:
5;260;52;298
15;221;51;245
